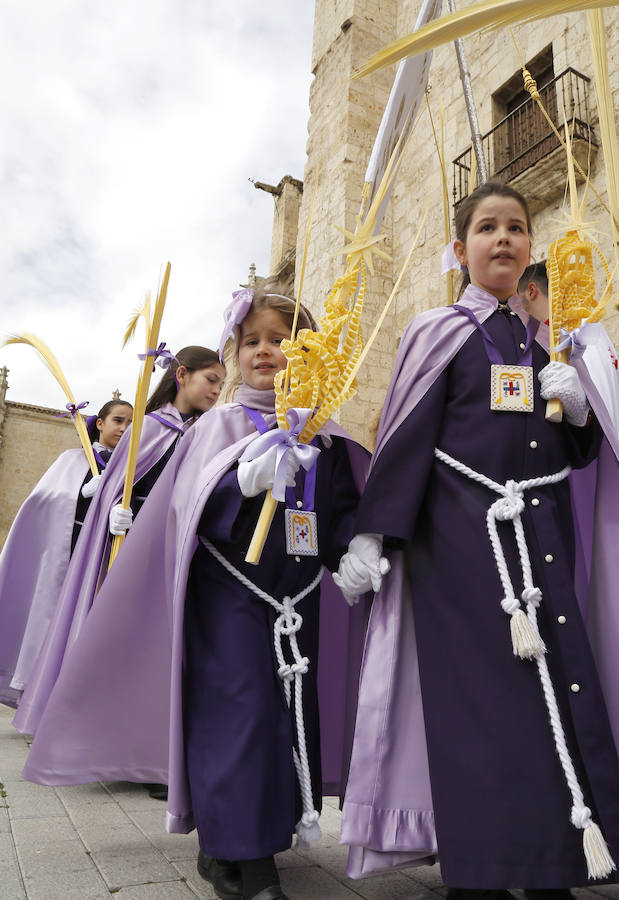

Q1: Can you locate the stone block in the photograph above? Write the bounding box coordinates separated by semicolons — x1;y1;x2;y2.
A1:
171;857;218;898
4;781;66;819
128;809;200;861
91;844;179;890
0;833;26;900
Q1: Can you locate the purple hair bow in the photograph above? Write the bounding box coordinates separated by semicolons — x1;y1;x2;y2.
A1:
56;400;89;419
238;407;320;502
218;288;254;362
138;342;179;370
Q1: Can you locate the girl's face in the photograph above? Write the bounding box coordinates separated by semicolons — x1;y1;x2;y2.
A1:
97;404;133;449
238;307;289;391
175;363;226;414
454;195;531;301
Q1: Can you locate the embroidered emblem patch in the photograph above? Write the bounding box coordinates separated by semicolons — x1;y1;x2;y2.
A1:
285;508;318;556
490;364;534;413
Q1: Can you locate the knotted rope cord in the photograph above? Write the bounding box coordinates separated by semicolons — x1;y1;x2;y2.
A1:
434;449;615;879
436;448;570;655
199;536;324;845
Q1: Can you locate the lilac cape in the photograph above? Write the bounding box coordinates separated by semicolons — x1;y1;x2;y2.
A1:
341;284;619;878
20;397;370;838
0;449;90;709
13;402;189;735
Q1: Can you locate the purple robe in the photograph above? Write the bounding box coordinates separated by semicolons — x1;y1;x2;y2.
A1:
20;392;370;852
185;429;361;858
13;403;189;735
0;449;90;709
342;285;619;890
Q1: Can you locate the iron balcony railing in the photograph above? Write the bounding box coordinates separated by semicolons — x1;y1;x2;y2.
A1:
452;67;596;206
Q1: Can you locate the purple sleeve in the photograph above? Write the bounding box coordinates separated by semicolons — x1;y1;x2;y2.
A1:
318;438;365;573
562;415;603;468
355;372;447;543
198;467;249;544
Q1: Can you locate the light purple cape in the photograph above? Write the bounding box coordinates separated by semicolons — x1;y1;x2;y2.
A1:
0;449;90;709
13;403;188;735
21;401;370;838
341;285;619;878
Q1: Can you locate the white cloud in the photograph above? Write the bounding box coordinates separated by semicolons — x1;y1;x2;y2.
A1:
0;0;314;411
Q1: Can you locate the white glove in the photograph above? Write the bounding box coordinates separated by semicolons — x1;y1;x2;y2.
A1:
237;445;299;498
539;361;590;426
81;473;102;498
333;533;391;607
109;504;133;536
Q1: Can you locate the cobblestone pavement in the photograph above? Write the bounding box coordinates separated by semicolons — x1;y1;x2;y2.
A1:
2;706;619;899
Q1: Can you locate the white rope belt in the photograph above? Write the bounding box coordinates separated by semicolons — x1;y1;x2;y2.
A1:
434;448;614;880
199;536;324;848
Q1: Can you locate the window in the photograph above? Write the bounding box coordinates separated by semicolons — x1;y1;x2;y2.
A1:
452;46;596;209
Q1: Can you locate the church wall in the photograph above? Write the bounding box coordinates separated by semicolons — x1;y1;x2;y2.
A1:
0;403;80;542
296;3;618;447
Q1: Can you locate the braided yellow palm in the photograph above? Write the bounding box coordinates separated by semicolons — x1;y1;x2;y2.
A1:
545;113;616;421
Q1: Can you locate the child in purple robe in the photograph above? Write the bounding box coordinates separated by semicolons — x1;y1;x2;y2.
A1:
185;283;366;900
71;399;134;551
0;398;132;708
17;286;369;899
337;181;619;899
518;261;619;433
12;346;225;737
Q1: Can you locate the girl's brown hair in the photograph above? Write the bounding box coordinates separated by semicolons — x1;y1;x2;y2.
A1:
221;279;317;402
454;180;532;299
86;400;133;442
145;345;222;414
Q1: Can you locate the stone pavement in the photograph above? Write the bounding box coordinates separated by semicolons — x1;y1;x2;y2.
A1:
3;706;619;900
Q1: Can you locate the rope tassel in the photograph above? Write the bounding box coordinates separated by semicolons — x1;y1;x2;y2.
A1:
295;810;322;850
510;607;546;659
583;821;616;880
572;806;617;880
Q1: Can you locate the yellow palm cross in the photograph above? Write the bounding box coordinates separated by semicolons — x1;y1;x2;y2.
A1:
335;215;392;275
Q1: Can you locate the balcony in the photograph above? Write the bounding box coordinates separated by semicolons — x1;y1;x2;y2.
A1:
452;68;597;213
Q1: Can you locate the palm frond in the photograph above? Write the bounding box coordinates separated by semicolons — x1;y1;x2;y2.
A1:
122;293;152;349
353;0;617;80
2;333;74;401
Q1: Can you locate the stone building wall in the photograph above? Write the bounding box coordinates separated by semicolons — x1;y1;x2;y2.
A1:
291;3;618;446
295;0;400;443
0;387;80;542
269;176;304;278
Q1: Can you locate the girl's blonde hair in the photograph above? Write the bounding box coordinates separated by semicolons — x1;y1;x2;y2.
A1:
221;278;317;402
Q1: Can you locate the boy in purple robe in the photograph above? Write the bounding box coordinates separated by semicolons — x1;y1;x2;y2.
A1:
336;181;619;899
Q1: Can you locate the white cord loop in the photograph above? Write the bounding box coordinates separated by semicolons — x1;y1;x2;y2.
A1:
199;537;324;849
435;448;570;661
434;448;615;880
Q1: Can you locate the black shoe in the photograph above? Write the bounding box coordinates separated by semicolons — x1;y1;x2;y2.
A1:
246;888;290;900
145;783;168;801
197;852;242;899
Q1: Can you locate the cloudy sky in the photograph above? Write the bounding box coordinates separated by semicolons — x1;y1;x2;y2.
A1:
1;1;315;410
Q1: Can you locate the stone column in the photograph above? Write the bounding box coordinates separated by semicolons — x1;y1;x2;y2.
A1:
296;0;398;445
